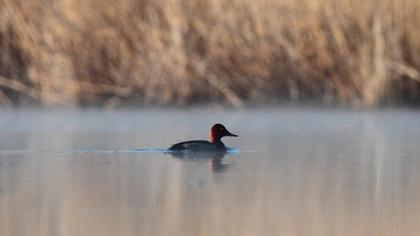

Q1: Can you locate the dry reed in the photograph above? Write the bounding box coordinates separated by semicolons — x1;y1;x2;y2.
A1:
0;0;419;107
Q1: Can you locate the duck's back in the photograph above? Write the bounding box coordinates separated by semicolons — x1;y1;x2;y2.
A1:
168;140;221;151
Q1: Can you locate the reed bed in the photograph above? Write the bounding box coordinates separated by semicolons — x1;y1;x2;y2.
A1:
0;0;419;107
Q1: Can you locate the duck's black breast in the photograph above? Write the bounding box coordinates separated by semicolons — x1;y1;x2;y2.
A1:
168;140;223;151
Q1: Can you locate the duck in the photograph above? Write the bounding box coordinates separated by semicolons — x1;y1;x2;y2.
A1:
168;123;238;152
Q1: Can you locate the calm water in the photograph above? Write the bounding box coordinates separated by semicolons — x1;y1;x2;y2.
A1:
0;108;419;236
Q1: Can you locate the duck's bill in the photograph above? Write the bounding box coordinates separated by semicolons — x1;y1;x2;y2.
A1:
227;132;238;137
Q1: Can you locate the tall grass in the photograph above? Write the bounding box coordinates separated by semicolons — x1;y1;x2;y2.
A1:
0;0;419;107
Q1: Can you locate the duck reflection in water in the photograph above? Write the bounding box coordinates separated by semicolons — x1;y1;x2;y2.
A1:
169;151;232;173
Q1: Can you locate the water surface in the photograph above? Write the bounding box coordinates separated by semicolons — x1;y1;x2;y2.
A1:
0;108;419;236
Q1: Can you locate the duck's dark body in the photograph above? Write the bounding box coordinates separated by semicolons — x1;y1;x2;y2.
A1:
168;140;225;152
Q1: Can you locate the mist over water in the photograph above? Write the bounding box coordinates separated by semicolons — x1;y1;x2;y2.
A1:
0;109;419;236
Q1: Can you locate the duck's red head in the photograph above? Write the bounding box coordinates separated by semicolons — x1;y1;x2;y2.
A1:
209;123;238;144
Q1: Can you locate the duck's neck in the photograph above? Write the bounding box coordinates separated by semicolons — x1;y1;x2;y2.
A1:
210;136;225;148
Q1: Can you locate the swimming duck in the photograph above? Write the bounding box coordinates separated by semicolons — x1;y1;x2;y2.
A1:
168;123;238;152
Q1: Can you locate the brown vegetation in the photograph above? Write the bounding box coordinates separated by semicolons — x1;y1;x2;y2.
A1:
0;0;420;107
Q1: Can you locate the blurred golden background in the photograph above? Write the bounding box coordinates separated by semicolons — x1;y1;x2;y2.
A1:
0;0;419;107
